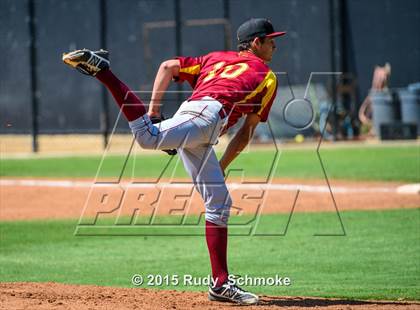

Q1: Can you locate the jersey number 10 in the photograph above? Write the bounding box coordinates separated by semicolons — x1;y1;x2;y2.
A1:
203;62;249;82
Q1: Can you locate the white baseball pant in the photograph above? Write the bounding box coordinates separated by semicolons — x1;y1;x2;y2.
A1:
128;97;232;226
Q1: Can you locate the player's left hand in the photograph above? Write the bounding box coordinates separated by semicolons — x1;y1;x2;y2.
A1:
149;114;177;156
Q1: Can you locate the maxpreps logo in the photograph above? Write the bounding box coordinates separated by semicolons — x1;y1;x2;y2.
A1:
74;72;345;237
74;139;280;236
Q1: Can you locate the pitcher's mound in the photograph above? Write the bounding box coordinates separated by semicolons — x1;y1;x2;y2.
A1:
0;282;418;310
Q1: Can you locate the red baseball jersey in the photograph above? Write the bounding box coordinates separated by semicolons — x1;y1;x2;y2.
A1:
175;51;278;130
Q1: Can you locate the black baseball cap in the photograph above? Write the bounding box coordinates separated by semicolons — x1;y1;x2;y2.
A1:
237;18;286;43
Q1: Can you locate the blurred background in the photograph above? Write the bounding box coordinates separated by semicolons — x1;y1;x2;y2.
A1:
0;0;419;153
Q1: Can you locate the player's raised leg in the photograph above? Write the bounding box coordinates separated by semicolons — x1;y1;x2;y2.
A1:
62;49;146;121
62;49;216;151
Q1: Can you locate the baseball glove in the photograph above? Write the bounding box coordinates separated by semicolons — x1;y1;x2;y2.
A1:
149;115;177;156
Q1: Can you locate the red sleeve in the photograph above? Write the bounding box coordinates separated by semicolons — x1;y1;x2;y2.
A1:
174;56;203;88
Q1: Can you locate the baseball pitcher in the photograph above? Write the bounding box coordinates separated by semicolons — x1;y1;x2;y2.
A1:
63;18;285;305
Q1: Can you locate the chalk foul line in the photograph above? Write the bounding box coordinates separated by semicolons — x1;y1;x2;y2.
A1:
1;179;418;194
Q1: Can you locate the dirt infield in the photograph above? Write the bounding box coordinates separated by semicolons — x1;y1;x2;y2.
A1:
1;282;418;310
1;178;419;221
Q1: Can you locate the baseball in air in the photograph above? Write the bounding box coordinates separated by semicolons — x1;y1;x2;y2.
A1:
294;134;304;143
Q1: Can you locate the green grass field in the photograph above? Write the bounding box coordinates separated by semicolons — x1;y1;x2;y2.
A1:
1;144;419;301
1;145;419;181
1;209;419;300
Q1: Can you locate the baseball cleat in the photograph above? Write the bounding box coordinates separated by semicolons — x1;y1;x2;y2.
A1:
208;282;259;305
62;48;109;76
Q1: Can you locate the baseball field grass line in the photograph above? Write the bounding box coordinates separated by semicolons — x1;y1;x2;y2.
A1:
0;179;400;193
1;145;419;181
1;208;419;300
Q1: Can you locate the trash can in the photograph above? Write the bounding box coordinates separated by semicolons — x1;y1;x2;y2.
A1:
370;90;394;136
405;83;420;135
